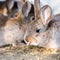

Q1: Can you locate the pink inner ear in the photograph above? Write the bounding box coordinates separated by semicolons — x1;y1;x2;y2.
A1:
41;6;52;25
44;7;52;21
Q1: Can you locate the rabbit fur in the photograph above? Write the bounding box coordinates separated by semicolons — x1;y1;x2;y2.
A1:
0;0;34;47
24;0;60;49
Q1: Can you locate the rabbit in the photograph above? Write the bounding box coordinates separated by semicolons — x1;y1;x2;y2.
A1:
24;0;60;49
0;0;34;47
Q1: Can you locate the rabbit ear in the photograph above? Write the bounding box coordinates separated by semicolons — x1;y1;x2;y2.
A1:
22;1;31;17
17;0;25;12
41;5;52;26
6;0;14;11
34;0;41;20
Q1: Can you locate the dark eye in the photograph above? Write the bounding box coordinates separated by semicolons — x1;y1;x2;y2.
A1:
14;14;17;17
31;16;35;21
32;17;35;20
36;29;40;33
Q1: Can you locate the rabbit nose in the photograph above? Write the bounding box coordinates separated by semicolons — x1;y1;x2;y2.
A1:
36;29;40;33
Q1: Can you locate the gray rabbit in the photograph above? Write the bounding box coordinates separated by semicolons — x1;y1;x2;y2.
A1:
24;0;60;49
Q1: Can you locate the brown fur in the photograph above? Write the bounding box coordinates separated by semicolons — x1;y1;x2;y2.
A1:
0;2;7;15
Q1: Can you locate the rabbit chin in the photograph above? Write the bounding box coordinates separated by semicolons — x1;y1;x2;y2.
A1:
27;42;38;46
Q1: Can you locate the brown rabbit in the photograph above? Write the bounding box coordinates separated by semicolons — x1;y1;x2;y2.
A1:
0;0;34;47
24;0;60;49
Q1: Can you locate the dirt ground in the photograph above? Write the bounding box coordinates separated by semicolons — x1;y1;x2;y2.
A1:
0;45;60;60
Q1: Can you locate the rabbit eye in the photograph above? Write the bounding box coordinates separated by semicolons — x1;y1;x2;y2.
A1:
31;16;35;21
36;27;47;33
14;14;17;17
36;29;41;33
13;13;18;17
32;17;35;20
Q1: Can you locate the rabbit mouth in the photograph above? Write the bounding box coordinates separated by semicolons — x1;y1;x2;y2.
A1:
30;42;38;46
24;36;38;46
26;42;38;46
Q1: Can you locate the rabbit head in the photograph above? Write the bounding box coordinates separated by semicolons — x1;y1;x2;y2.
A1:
6;0;33;19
